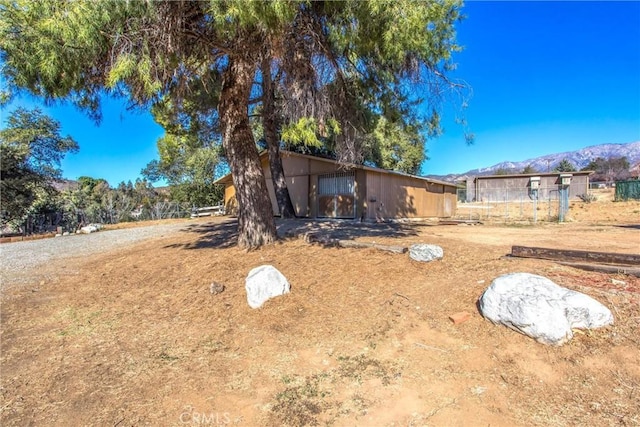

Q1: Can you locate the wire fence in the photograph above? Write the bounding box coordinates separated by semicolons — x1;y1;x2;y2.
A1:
4;202;196;236
455;185;576;223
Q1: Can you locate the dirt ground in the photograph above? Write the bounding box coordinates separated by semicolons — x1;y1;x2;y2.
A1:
1;196;639;426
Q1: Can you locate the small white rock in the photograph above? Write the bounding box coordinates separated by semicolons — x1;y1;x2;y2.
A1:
245;265;290;309
409;244;444;262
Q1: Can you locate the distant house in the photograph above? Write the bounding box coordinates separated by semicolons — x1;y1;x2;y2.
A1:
215;150;457;220
462;171;593;203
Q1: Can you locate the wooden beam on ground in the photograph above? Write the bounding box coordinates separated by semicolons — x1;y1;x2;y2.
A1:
557;262;640;278
337;240;408;254
511;245;640;266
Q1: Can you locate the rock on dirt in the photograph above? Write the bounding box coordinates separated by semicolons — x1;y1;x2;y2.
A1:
409;244;444;262
478;272;614;346
79;223;103;234
210;282;225;295
245;265;290;309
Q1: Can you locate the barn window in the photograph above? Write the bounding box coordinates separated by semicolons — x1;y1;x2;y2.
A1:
318;172;355;195
318;172;356;218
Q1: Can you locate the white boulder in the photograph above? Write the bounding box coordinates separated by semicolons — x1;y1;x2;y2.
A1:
409;244;444;262
80;223;103;234
478;273;613;345
245;265;290;309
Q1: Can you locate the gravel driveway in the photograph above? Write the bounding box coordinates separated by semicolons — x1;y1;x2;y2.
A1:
0;221;193;288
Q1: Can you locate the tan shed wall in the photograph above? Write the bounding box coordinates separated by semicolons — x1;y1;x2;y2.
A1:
223;184;237;216
566;175;590;198
355;169;367;220
261;153;318;217
286;175;310;217
222;152;457;219
285;155;363;218
474;173;591;202
365;171;456;219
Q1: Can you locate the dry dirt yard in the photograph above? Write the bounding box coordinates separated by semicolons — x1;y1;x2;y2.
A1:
1;196;639;426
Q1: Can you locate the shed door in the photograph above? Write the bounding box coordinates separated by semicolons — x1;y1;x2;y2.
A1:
318;172;355;218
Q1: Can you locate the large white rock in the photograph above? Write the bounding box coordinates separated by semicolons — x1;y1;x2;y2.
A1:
245;265;290;309
478;273;613;345
79;223;103;234
409;244;444;262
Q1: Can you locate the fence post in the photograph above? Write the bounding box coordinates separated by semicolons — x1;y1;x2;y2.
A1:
505;188;509;221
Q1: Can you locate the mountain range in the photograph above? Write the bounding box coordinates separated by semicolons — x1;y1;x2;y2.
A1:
428;141;640;182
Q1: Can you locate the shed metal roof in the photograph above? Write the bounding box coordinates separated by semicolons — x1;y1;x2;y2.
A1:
215;150;458;188
465;170;593;181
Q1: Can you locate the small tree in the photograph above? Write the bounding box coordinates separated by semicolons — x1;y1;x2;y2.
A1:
521;164;537;174
583;156;630;182
554;159;577;172
494;168;511;176
0;108;78;226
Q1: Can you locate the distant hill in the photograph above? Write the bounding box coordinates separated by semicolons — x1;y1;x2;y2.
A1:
428;141;640;182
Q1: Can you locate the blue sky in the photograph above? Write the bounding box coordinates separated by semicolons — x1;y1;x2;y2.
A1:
1;1;639;186
425;1;640;176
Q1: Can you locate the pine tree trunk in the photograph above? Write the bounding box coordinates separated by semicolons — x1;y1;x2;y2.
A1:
219;55;277;248
262;58;296;219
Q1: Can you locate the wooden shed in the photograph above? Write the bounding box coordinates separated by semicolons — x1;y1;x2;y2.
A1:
463;171;593;203
215;150;457;220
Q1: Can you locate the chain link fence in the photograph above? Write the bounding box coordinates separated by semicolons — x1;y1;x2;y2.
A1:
455;185;575;223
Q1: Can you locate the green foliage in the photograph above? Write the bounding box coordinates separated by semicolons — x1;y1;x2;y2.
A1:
554;158;577;172
281;117;341;150
364;116;426;175
1;0;465;155
0;107;78;225
134;58;247;209
1;0;467;244
141;69;224;207
521;164;537;174
142;132;224;207
59;176;181;227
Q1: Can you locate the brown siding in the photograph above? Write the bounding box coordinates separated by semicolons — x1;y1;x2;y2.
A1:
287;175;309;217
222;151;457;220
261;154;311;216
309;175;318;218
223;184;237;216
365;172;455;219
281;153;311;175
355;169;367;220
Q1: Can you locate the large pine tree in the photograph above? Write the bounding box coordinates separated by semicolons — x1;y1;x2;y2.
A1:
1;0;465;247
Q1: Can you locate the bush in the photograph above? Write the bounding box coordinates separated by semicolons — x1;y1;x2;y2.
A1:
578;193;597;203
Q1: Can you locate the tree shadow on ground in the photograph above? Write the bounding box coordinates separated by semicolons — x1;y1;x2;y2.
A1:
164;219;238;250
164;217;433;250
276;218;431;244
